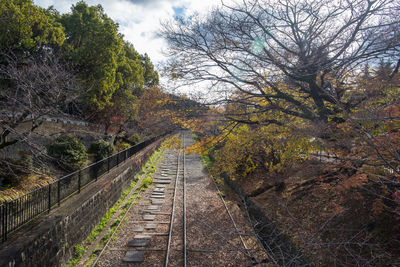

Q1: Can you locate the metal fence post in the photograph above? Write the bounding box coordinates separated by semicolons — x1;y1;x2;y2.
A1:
3;203;8;241
78;170;81;193
0;135;160;243
57;180;61;206
2;204;5;242
96;165;98;181
48;184;51;212
1;205;3;241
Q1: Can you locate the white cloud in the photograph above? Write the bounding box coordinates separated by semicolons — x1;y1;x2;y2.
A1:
34;0;219;64
34;0;226;96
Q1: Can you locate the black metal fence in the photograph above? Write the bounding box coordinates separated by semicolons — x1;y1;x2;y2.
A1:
0;136;159;242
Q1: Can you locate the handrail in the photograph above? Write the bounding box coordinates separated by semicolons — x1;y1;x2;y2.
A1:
0;134;164;242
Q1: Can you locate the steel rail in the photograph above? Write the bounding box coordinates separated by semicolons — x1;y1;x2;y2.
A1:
240;194;275;265
92;147;165;267
210;176;256;265
183;132;187;267
93;185;144;267
164;136;182;267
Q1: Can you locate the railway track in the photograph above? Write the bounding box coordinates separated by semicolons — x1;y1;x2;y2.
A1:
93;132;268;266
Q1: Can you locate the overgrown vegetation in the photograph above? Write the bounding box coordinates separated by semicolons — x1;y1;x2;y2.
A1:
169;0;400;265
114;141;130;152
128;133;141;145
187;72;400;265
88;140;114;161
3;0;400;265
47;135;88;171
0;0;161;189
66;137;173;266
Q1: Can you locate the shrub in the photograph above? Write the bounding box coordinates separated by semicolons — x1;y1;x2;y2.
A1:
88;140;114;161
128;133;141;145
48;135;88;171
115;141;130;152
212;125;313;177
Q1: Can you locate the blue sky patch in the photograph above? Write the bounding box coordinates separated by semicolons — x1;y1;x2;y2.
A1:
173;6;186;18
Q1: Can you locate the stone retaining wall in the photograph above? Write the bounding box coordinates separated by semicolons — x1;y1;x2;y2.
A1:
0;138;163;267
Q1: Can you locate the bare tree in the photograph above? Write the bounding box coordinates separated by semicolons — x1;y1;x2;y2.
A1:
0;50;80;153
162;0;400;125
162;1;400;265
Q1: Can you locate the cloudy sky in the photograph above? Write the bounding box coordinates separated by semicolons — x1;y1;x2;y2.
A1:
34;0;219;65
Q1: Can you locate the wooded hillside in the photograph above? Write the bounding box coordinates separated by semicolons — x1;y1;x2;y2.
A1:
163;0;400;265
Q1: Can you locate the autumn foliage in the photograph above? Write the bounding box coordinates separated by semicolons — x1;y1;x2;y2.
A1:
183;64;400;264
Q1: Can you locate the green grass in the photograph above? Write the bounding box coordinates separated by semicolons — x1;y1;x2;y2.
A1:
83;177;155;266
192;133;215;172
191;134;227;196
192;133;200;142
66;144;166;267
66;185;131;267
66;245;85;266
200;153;214;172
